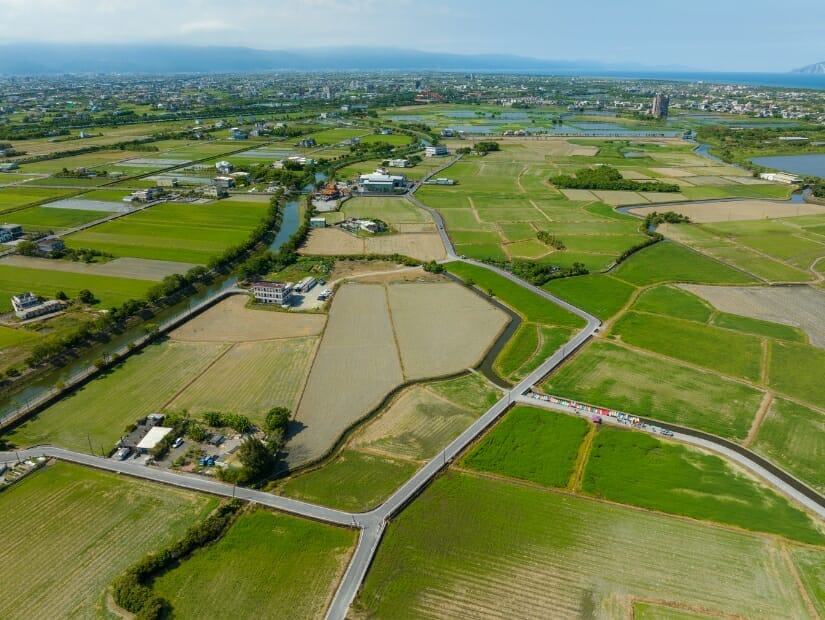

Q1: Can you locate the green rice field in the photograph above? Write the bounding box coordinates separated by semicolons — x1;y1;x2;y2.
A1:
153;508;356;619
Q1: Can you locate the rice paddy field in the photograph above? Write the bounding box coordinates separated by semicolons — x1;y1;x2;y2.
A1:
356;471;820;619
0;186;77;213
152;508;356;620
542;341;764;439
64;199;270;263
0;462;216;620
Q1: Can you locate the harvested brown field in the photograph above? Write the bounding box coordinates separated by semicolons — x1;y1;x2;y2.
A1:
629;199;825;223
638;192;689;203
387;282;508;379
288;282;505;465
290;284;404;465
0;255;196;281
593;190;647;206
560;189;598;202
170;294;325;342
679;284;825;348
650;167;694;177
300;227;446;261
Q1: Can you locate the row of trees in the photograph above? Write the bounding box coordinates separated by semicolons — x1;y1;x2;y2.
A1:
537;231;565;250
549;165;680;192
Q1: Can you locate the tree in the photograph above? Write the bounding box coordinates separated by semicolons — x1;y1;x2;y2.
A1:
77;289;97;304
237;437;273;482
16;240;40;256
265;406;291;434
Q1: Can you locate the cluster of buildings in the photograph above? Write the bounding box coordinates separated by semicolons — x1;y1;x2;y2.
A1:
10;292;66;320
357;170;410;194
122;187;163;203
0;223;24;243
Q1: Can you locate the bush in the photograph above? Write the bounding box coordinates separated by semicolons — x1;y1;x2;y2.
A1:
550;165;679;192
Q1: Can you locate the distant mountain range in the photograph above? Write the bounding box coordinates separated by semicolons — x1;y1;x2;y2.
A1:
0;44;682;75
793;61;825;74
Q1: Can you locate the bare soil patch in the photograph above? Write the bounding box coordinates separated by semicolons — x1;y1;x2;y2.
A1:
560;189;598;202
679;284;825;348
0;255;196;281
629;200;825;223
301;228;446;261
388;281;508;380
290;284;404;465
593;190;647;206
170;295;325;342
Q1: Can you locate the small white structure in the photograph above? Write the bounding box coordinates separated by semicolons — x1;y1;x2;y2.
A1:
388;158;410;168
136;426;173;453
310;217;327;228
425;145;449;157
759;172;803;184
251;281;293;305
358;172;408;193
215;160;233;174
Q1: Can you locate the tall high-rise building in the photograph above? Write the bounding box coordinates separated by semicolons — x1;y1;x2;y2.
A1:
651;93;670;118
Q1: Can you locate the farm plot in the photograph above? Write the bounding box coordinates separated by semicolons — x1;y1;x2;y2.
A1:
582;427;824;544
357;471;814;619
152;508;356;620
463;406;588;488
0;263;155;312
290;284;404;465
542;341;763;440
288;282;506;466
300;227;446;261
279;450;418;512
680;284;825;348
544;274;637;321
0;255;198;281
768;340;825;409
752;398;825;494
387;282;508;379
171;294;325;341
0;462;215;620
0;186;76;213
628;199;825;223
65;200;269;264
5;341;228;452
168;338;318;424
3;205;107;231
342;197;431;224
611;241;757;286
352;373;502;461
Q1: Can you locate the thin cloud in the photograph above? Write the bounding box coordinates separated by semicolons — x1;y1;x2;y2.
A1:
180;19;238;35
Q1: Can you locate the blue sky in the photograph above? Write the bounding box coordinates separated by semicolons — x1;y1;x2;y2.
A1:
0;0;821;71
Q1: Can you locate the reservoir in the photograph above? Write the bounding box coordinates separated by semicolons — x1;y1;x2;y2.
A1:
750;154;825;178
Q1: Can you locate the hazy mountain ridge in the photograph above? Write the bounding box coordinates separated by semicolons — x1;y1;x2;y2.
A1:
792;61;825;74
0;44;675;75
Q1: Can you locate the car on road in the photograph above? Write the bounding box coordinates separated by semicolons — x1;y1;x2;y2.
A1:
172;437;184;448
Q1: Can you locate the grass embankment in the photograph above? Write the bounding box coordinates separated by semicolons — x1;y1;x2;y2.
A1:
0;462;215;620
463;405;588;487
356;471;817;619
153;508;356;619
583;427;825;545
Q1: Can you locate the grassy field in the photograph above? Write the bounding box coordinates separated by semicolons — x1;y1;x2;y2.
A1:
153;508;356;619
66;200;269;264
0;324;37;348
610;311;763;381
341;196;430;224
446;261;585;328
752;398;825;494
583;427;824;544
510;326;574;381
711;311;807;342
279;450;417;512
0;263;155;312
612;242;756;286
463;406;588;487
0;186;75;213
631;284;713;322
168;337;318;426
2;205;105;231
353;373;501;461
494;323;539;377
769;340;825;408
4;340;227;452
544;274;636;320
542;341;763;439
0;462;216;620
791;547;825;619
356;471;814;618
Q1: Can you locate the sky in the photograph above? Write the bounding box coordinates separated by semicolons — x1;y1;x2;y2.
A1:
0;0;822;72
